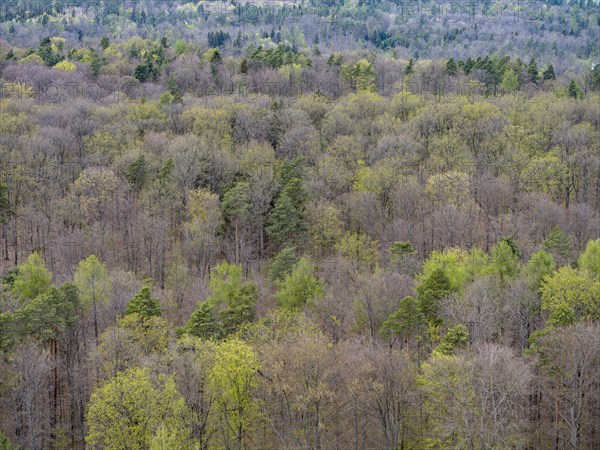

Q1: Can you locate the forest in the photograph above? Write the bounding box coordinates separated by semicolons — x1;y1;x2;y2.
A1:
0;0;599;449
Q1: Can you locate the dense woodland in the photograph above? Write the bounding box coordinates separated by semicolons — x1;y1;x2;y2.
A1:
0;1;599;449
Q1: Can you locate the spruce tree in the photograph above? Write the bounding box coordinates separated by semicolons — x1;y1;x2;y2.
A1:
528;58;539;84
543;64;556;80
125;282;161;319
416;268;452;324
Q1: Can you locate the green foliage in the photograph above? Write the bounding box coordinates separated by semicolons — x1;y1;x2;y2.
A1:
489;239;520;280
208;338;261;448
446;58;457;76
420;247;488;293
380;296;424;341
524;250;556;289
268;246;299;282
352;59;376;93
0;182;13;224
540;266;600;327
434;324;469;355
390;241;416;261
125;282;162;319
85;368;191;449
578;239;600;279
205;262;258;335
336;232;379;270
74;255;112;312
126;155;149;192
16;284;79;344
417;268;452;324
12;252;52;303
267;190;306;249
501;68;519;93
0;431;19;449
543;226;573;262
542;64;556;80
568;79;582;98
275;258;323;311
179;302;223;340
527;58;539;84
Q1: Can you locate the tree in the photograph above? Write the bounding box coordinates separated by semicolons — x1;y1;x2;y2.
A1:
446;58;457;76
205;262;257;335
353;59;376;93
180;302;222;340
126;155;149;193
208;338;261;449
85;368;191;449
275;258;323;311
568;78;582;98
543;64;556;80
537;323;600;450
380;296;424;350
12;252;51;303
489;239;520;281
266;190;306;249
223;183;252;265
419;345;532;448
416;268;452;324
268;246;299;282
433;324;469;355
16;285;77;344
404;58;414;76
543;226;573;264
267;178;308;250
524;250;556;289
578;238;600;279
540;266;599;326
501;68;519;93
125;282;161;319
74;255;112;344
0;181;13;224
528;58;539;84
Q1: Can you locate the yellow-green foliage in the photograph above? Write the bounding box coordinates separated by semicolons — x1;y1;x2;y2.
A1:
86;368;191;449
53;60;77;71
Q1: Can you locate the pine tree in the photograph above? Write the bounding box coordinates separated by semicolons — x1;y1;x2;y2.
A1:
267;191;305;248
180;302;222;339
543;64;556;80
404;58;414;76
568;78;582;98
416;268;452;324
528;58;539;84
544;226;573;261
125;282;161;319
446;58;457;76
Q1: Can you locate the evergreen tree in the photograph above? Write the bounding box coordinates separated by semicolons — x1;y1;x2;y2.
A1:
125;282;161;319
180;302;222;339
267;191;305;248
528;58;539;84
126;155;148;193
275;258;323;310
568;78;582;98
404;58;414;76
268;246;299;282
543;64;556;80
417;268;452;324
446;58;457;75
544;226;573;261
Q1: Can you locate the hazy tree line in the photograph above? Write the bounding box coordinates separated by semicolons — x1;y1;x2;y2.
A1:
0;0;598;71
0;2;599;450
